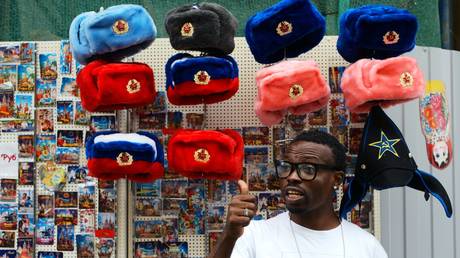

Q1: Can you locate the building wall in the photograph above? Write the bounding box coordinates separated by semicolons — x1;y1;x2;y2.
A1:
380;47;460;258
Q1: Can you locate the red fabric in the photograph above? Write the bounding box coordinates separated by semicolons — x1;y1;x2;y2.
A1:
167;129;243;179
167;78;239;105
341;56;425;113
88;158;164;182
77;60;156;112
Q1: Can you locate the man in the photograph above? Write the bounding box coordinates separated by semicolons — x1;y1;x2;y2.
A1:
209;130;388;258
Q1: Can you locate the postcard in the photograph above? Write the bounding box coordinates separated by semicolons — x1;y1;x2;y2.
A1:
99;189;116;213
36;108;54;134
60;40;72;74
56;147;80;165
0;179;17;202
20;42;36;64
135;198;162;217
35;79;56;107
57;225;74;251
18;162;34;185
161;179;188;199
14;94;33;119
0;204;17;230
35;135;56;162
185;112;204;129
244;147;268;164
18;189;33;213
36;218;54;245
17;64;35;91
18;213;34;238
57;130;83;147
90;115;116;131
37;195;54;218
0;230;15;248
207;206;225;231
79;209;95;233
242;127;270;145
39;53;58;80
0;90;14;118
135;181;161;197
75;101;89;125
330;98;349;127
55;191;78;208
328;66;346;94
76;234;95;257
0;65;17;91
55;209;78;226
57;100;74;124
79;184;96;209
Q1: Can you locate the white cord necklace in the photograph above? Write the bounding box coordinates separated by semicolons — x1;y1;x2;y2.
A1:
288;213;346;258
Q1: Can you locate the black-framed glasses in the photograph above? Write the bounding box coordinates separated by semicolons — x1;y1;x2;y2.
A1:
274;160;337;181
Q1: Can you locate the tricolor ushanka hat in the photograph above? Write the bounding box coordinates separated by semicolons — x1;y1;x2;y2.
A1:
86;131;164;182
339;106;452;218
337;4;418;63
340;56;425;113
165;2;238;55
77;60;156;112
69;4;156;65
245;0;325;64
254;60;329;126
165;53;239;105
167;129;243;180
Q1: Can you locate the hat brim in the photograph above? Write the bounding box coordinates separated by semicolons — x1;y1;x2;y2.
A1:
408;169;452;217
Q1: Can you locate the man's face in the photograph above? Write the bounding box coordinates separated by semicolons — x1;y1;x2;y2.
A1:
280;141;338;214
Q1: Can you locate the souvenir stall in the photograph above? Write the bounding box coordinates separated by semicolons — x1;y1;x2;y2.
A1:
0;0;457;257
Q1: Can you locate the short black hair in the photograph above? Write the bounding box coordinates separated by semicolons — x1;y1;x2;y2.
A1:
290;130;347;171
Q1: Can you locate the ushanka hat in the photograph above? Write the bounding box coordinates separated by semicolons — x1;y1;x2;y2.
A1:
165;53;239;105
245;0;325;64
69;4;156;65
254;60;329;126
337;4;418;63
165;3;237;55
339;106;452;218
167;129;243;180
77;60;156;112
340;56;425;113
86;131;164;182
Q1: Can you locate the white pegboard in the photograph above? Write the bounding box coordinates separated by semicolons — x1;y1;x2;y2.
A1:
1;37;380;257
127;36;381;257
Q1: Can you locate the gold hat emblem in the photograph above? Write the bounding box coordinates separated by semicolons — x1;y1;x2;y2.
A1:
194;148;210;163
276;21;293;36
113;20;129;35
194;71;210;85
117;152;133;166
399;72;413;88
289;84;304;99
126;79;141;93
383;31;399;45
181;22;194;37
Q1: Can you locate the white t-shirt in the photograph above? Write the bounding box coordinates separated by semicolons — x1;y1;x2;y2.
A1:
231;212;388;258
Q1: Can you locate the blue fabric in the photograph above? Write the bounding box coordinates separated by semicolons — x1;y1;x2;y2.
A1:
245;0;325;64
165;53;238;90
69;4;156;65
337;4;417;63
86;131;164;164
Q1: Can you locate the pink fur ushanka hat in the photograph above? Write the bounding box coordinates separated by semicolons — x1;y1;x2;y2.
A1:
341;56;425;113
254;60;329;126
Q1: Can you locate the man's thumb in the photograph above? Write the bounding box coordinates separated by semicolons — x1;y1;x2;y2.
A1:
238;180;249;195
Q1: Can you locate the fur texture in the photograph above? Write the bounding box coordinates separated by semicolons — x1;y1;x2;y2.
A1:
254;60;329;126
165;3;237;55
77;60;156;112
167;129;243;180
341;56;425;113
245;0;325;64
337;4;417;63
339;106;452;218
69;4;156;65
86;131;164;182
165;53;239;105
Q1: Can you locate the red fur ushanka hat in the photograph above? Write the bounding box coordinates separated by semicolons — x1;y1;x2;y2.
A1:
254;60;330;126
167;129;243;180
340;56;425;113
77;60;156;112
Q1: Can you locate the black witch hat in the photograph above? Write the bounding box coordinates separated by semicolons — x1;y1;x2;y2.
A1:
339;106;452;218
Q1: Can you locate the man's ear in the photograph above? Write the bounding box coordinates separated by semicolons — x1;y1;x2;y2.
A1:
333;171;345;186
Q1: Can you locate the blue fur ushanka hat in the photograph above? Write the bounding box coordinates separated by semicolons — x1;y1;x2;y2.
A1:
337;4;418;63
245;0;325;64
69;4;157;65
